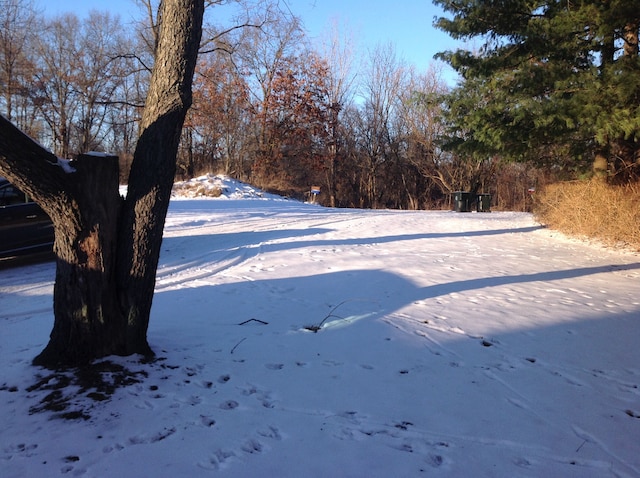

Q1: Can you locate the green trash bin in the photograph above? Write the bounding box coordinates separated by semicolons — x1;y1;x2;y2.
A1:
453;191;471;212
476;193;491;212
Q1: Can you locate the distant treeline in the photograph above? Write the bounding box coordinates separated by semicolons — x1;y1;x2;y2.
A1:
6;0;631;212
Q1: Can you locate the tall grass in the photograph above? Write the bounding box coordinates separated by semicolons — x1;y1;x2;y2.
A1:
534;179;640;251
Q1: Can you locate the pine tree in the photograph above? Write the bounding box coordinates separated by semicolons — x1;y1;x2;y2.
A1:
433;0;640;182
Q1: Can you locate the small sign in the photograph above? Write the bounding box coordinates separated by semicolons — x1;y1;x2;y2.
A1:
310;186;321;195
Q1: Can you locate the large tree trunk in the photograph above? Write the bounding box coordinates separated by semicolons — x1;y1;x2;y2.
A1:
115;0;204;358
0;0;204;368
35;154;127;365
0;120;128;365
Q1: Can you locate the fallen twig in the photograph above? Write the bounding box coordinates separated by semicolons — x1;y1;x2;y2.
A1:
238;318;268;326
230;337;247;354
304;299;376;333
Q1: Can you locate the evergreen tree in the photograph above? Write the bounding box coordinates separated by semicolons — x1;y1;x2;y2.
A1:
433;0;640;182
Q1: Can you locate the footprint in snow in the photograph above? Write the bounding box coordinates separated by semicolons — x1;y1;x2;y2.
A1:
200;415;216;427
265;363;284;370
2;442;38;460
198;449;236;471
181;395;202;406
258;425;282;440
241;439;263;454
60;455;81;476
426;454;445;468
322;360;343;367
198;427;282;470
129;427;177;445
219;400;239;410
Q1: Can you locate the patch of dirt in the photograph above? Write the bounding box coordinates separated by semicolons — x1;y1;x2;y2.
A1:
27;360;148;420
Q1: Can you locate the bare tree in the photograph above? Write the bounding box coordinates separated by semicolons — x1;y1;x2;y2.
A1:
358;42;406;208
73;11;129;153
107;44;148;179
0;0;205;367
182;52;252;178
399;65;453;198
316;19;357;206
0;0;37;121
234;9;305;173
254;50;332;193
31;13;82;158
27;11;133;157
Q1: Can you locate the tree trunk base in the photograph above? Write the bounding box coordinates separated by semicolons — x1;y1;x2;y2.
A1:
33;341;154;369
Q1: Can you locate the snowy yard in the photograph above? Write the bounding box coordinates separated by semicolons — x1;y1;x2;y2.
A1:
1;176;640;477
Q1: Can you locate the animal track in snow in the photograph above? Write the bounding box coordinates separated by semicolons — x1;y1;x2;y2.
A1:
197;426;283;471
241;439;263;454
322;360;344;367
219;400;239;410
257;425;283;440
198;448;237;471
128;427;177;445
238;383;277;409
323;412;454;471
265;363;284;370
200;415;216;427
2;442;38;460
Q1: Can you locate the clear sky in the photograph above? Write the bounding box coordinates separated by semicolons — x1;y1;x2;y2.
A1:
286;0;459;73
39;0;460;83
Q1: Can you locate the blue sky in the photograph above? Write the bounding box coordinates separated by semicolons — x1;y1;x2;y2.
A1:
286;0;459;72
40;0;460;82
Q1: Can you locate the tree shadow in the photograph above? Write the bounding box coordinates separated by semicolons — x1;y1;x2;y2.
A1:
152;263;640;332
145;264;640;475
158;224;545;274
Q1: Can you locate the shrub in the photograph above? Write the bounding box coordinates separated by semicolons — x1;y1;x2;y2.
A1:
534;179;640;251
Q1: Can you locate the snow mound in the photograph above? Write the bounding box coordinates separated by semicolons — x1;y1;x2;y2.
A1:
172;174;286;201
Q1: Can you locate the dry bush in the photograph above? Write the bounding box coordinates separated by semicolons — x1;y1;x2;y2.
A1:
534;179;640;250
172;180;223;198
252;174;304;200
493;163;550;211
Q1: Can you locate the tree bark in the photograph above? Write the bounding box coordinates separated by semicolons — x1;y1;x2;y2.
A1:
115;0;204;358
0;0;204;368
35;154;126;365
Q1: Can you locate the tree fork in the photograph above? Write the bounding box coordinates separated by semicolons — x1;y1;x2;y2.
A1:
2;0;204;368
32;154;132;367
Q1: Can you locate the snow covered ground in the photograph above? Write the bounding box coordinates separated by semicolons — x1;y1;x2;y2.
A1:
1;175;640;477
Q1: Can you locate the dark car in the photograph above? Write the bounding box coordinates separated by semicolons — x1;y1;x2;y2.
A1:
0;177;54;259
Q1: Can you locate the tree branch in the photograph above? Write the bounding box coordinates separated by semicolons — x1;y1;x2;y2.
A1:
0;114;67;201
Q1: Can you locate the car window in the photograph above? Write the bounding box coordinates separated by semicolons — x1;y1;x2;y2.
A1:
0;182;30;207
